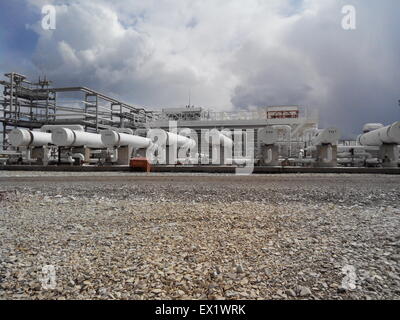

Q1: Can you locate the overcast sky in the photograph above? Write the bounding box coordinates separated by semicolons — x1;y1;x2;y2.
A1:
0;0;399;137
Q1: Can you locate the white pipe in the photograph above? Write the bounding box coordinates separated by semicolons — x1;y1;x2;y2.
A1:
147;130;197;150
52;128;105;148
362;123;384;133
9;128;52;147
311;128;341;146
358;121;400;146
101;130;152;149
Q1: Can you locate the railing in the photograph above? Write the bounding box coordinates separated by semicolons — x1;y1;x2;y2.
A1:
151;107;319;123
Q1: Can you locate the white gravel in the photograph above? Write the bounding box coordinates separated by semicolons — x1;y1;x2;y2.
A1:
0;173;399;300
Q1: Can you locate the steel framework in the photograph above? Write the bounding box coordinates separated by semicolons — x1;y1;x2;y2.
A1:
0;72;154;149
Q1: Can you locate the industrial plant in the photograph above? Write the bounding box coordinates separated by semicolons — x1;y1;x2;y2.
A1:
1;72;399;172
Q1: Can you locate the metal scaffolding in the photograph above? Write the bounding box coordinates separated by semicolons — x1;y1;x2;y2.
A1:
0;72;154;149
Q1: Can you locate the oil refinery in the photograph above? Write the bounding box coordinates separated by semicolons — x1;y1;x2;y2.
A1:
1;72;399;172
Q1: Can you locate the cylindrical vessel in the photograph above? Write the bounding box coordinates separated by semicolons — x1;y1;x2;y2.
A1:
258;127;278;145
52;128;105;148
311;128;341;145
362;123;384;133
9;128;52;147
101;130;152;149
358;121;400;146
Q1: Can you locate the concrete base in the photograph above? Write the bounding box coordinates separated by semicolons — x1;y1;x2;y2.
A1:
315;144;337;168
31;147;47;165
260;144;279;166
83;148;91;163
116;146;133;166
379;143;399;168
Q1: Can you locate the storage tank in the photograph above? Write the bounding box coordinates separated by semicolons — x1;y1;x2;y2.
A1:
9;128;52;147
101;130;152;149
358;121;400;146
52;128;105;148
311;128;341;145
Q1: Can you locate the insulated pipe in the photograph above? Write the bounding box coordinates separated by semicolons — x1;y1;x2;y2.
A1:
52;128;105;148
150;131;197;148
362;123;384;133
101;130;152;149
9;128;52;147
358;121;400;146
311;128;341;146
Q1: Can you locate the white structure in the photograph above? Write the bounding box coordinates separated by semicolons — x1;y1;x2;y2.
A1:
100;130;154;165
311;128;341;146
101;130;152;149
308;128;341;167
358;121;400;146
9;128;52;147
149;105;319;161
52;128;105;148
358;121;400;167
257;126;280;166
362;123;384;134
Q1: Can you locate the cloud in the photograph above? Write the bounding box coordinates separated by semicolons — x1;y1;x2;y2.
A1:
14;0;400;136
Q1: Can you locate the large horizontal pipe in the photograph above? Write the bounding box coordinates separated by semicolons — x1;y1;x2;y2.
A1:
311;128;341;145
9;128;52;147
358;121;400;146
101;130;152;149
148;130;196;148
52;128;105;148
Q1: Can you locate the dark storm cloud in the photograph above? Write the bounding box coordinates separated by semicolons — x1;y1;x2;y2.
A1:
1;0;398;137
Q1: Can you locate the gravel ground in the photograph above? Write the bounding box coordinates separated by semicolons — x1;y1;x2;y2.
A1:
0;172;399;300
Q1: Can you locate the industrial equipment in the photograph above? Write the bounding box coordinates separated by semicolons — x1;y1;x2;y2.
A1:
358;121;400;167
258;126;280;166
101;130;153;165
310;127;341;167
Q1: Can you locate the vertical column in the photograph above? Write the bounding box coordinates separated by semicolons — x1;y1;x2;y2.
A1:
95;94;99;133
119;104;124;128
